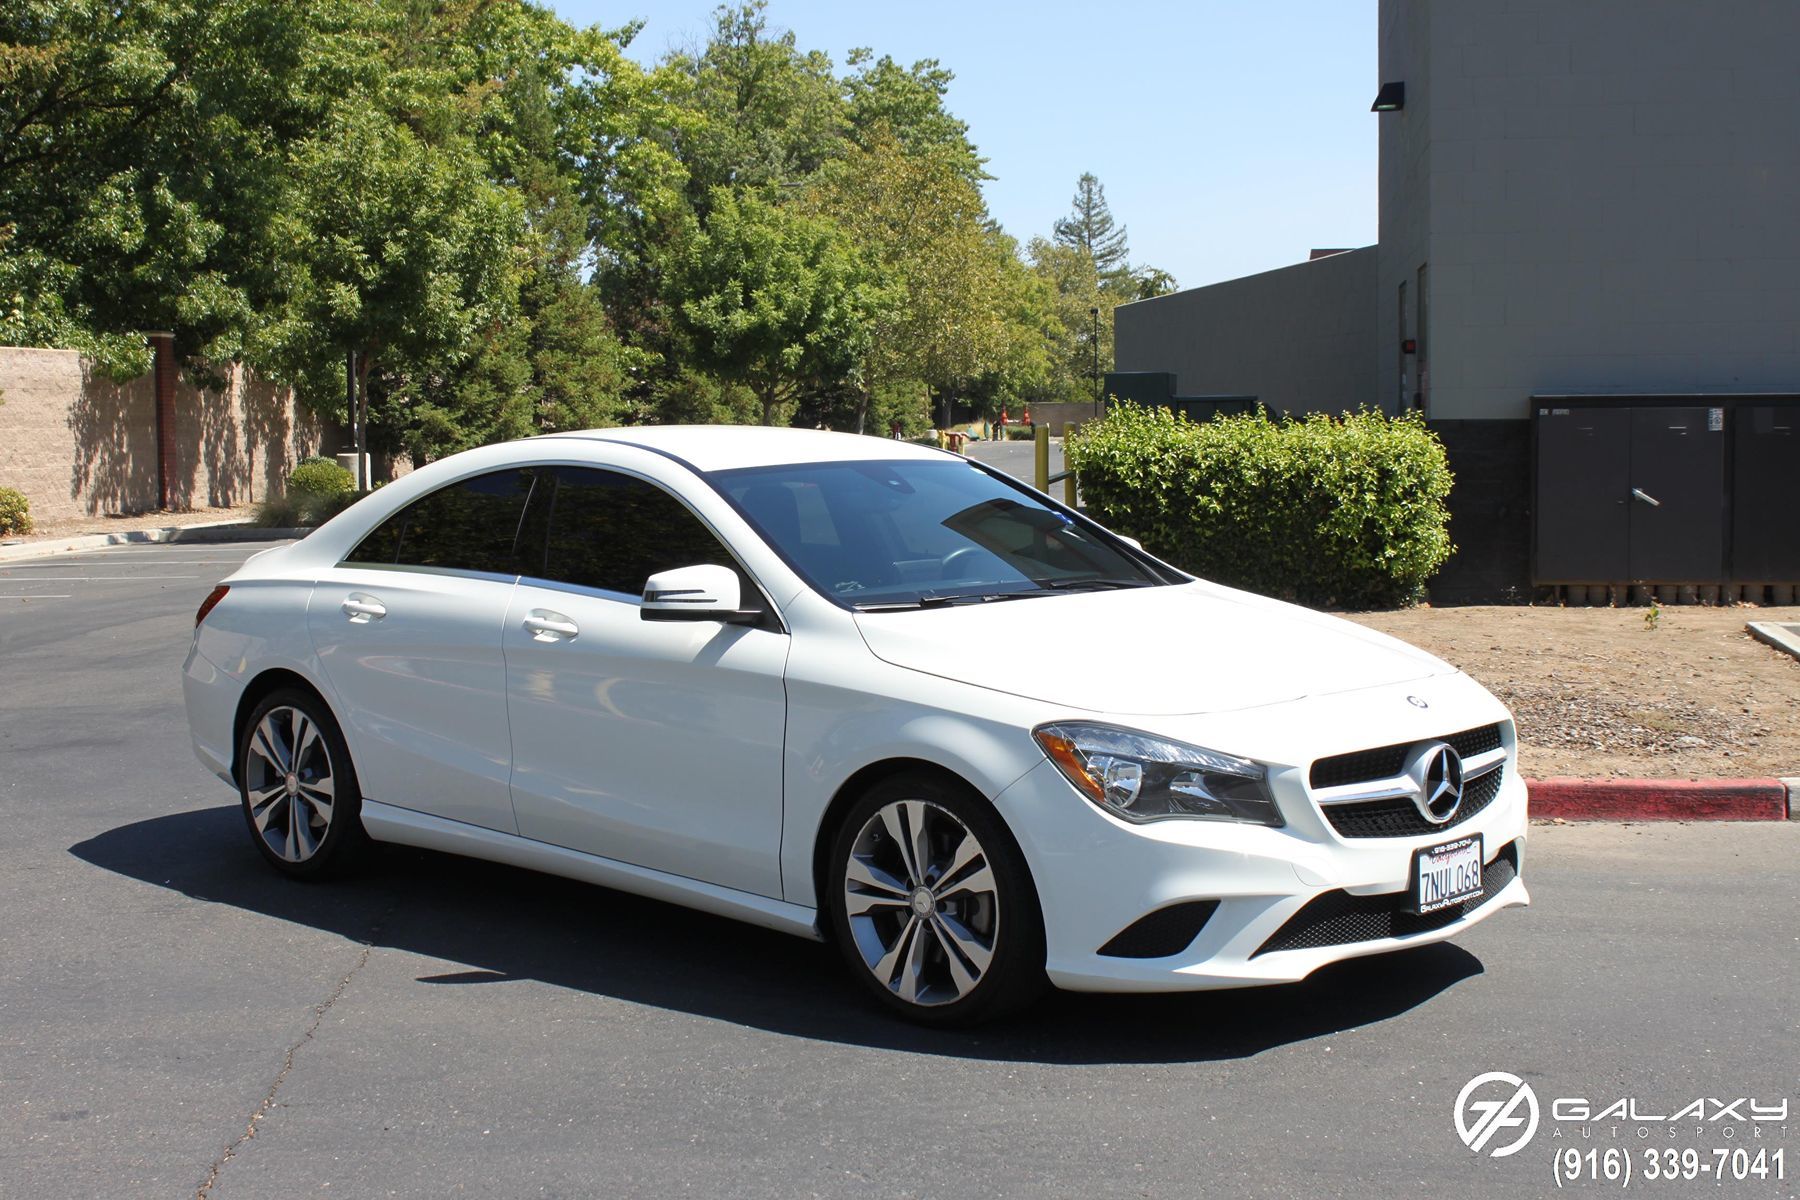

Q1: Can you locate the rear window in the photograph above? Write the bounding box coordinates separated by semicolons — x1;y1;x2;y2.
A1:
344;469;536;575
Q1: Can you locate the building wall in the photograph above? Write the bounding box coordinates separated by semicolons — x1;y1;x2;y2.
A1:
1376;0;1432;415
1410;0;1800;421
1113;245;1379;416
0;347;325;525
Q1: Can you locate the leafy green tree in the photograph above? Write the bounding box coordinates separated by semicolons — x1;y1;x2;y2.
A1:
253;100;524;458
666;187;876;426
806;127;1022;432
0;0;367;377
1029;236;1116;406
660;3;844;211
842;50;984;182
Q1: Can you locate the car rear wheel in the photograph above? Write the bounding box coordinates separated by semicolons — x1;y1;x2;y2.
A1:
237;688;365;878
827;772;1046;1025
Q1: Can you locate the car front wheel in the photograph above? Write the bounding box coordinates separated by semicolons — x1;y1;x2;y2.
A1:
827;773;1046;1025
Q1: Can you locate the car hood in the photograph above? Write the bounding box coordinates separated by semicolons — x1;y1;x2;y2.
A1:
852;581;1455;717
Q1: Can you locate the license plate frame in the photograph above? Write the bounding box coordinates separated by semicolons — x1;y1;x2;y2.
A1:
1411;834;1484;915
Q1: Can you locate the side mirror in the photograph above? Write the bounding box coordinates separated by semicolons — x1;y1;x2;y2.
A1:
1117;534;1144;552
641;564;762;625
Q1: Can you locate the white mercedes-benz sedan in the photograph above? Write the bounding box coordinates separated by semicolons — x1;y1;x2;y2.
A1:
184;425;1528;1024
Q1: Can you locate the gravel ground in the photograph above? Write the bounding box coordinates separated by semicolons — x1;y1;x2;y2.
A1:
1348;603;1800;779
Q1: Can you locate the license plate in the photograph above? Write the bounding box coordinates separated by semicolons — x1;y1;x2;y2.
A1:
1412;835;1483;915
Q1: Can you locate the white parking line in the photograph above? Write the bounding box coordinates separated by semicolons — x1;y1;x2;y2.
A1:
0;594;73;600
0;574;202;581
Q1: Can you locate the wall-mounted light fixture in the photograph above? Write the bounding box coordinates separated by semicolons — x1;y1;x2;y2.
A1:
1370;82;1405;112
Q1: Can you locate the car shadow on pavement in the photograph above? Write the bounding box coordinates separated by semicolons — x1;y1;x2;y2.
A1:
71;806;1485;1066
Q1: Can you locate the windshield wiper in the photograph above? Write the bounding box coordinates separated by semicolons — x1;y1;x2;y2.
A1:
852;591;1039;612
1030;577;1157;592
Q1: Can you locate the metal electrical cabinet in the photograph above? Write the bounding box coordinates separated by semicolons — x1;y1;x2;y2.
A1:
1732;406;1800;582
1532;395;1797;586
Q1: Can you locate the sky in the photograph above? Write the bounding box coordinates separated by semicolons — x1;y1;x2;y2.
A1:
549;0;1379;293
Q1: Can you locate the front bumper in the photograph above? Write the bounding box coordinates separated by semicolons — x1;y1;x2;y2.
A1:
993;703;1530;994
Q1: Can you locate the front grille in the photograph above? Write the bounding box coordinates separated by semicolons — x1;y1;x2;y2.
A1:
1308;723;1503;790
1251;841;1519;958
1097;899;1221;959
1323;764;1505;838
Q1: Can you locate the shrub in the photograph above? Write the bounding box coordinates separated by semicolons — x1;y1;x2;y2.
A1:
0;486;32;536
255;485;365;529
1065;403;1455;609
286;456;355;498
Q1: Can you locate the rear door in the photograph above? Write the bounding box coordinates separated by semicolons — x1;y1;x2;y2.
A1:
502;466;789;898
307;468;535;833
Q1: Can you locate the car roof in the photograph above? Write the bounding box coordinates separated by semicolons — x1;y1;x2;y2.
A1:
536;425;954;473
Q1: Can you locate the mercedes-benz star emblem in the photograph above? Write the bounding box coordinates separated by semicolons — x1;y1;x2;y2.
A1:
1406;741;1465;824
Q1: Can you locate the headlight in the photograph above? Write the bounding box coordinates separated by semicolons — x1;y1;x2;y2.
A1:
1032;722;1283;827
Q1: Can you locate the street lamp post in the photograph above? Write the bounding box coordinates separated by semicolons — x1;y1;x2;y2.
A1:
1089;305;1101;418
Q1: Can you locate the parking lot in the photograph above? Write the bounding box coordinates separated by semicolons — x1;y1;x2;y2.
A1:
1;540;1795;1198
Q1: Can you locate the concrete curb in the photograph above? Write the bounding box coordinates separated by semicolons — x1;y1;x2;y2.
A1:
1527;777;1794;822
0;522;306;562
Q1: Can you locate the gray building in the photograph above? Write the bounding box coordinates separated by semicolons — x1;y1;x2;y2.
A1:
1114;0;1800;601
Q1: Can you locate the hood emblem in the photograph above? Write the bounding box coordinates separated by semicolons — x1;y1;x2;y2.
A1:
1405;741;1465;824
1406;695;1429;709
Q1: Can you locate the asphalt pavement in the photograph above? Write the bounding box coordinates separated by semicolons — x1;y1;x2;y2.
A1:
1;541;1795;1199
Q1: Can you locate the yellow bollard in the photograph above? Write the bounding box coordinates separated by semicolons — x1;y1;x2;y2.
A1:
1063;421;1079;507
1034;423;1050;492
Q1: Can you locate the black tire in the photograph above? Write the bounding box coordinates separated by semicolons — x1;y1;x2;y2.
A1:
236;687;367;879
826;771;1047;1026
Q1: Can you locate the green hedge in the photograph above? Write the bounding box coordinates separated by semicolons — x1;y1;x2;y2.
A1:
1066;403;1455;609
286;456;355;497
0;486;32;536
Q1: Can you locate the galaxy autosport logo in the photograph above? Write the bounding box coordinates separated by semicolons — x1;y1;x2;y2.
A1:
1455;1072;1790;1158
1456;1072;1541;1157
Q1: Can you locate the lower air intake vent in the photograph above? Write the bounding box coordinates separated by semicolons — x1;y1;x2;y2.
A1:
1098;899;1221;959
1251;842;1518;958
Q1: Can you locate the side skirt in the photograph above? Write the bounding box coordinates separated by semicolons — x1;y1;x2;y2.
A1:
359;800;823;941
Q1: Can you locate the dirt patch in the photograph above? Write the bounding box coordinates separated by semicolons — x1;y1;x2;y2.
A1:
1346;605;1800;779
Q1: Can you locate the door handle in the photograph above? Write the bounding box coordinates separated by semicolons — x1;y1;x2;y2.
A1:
341;594;387;622
523;611;579;642
1630;487;1661;507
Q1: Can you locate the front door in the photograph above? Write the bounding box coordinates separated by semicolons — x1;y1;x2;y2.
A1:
502;467;788;898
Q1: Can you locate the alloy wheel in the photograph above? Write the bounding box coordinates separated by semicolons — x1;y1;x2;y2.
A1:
842;799;1000;1007
242;705;336;863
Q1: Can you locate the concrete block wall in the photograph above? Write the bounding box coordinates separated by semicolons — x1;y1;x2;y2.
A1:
0;346;324;525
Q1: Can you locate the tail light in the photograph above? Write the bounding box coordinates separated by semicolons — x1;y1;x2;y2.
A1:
196;585;230;626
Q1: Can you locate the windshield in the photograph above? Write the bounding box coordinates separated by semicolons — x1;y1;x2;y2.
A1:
712;459;1167;609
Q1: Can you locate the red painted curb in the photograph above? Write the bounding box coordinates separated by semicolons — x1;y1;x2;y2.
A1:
1526;777;1789;822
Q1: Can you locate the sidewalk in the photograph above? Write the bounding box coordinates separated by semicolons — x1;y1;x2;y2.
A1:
0;518;304;562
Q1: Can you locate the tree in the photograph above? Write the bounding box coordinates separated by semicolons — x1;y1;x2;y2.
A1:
659;3;844;211
842;50;984;182
253;100;524;460
1052;173;1130;278
666;187;876;426
806;126;1022;432
0;0;368;377
1029;236;1116;406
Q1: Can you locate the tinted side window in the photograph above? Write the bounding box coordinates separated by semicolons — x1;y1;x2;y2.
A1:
533;467;733;595
344;469;535;574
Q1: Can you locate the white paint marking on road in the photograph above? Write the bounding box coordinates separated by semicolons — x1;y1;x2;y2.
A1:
0;594;74;600
0;574;202;581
